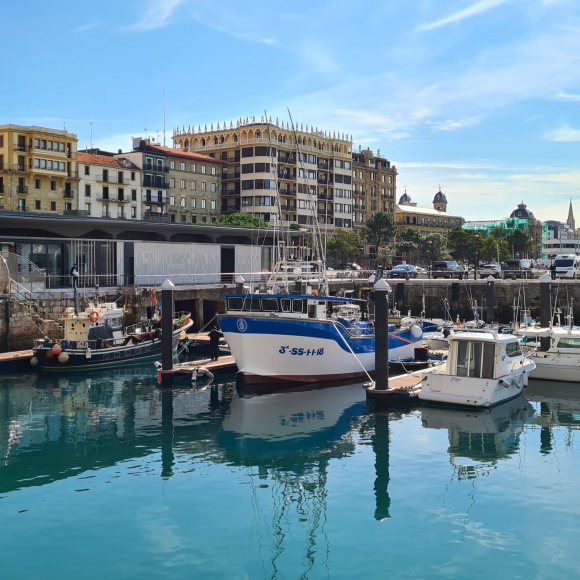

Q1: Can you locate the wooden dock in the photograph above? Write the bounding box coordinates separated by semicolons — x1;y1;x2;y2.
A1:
159;355;237;381
0;349;34;374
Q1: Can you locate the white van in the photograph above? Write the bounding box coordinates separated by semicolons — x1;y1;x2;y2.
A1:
554;254;580;279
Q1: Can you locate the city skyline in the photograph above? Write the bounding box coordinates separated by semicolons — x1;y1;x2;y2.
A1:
3;0;580;223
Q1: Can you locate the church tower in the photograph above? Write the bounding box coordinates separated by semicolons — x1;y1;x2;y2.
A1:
567;198;575;232
433;187;448;212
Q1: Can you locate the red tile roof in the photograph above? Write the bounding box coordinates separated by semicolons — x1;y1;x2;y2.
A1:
145;143;226;164
78;151;127;169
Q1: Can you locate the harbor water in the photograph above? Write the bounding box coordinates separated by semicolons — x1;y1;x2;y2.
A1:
1;368;579;579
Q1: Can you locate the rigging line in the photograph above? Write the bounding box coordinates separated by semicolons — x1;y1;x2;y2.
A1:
332;321;373;383
287;109;325;267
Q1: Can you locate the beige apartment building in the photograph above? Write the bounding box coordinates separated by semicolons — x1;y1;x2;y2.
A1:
352;147;397;229
173;117;354;228
0;124;78;214
78;151;142;219
119;140;223;224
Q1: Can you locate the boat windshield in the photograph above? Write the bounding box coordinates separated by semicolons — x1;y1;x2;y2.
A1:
555;258;575;267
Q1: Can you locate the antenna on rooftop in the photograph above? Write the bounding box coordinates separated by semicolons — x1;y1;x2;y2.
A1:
163;89;166;146
90;121;93;150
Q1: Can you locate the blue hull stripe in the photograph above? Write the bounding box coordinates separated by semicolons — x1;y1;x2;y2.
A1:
218;315;420;354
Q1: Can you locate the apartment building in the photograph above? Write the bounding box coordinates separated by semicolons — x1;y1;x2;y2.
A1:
0;124;78;214
140;143;223;224
77;151;142;219
173;117;354;228
351;147;397;229
119;139;223;224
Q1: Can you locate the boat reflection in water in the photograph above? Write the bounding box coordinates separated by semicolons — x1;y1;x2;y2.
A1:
420;395;535;478
526;380;580;455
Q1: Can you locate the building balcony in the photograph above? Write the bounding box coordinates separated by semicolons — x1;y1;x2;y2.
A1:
143;212;171;223
17;186;28;194
16;164;25;172
143;163;170;173
143;176;169;188
14;144;28;152
63;189;75;198
143;195;168;205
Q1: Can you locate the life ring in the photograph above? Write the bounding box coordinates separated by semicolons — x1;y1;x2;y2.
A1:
89;310;100;322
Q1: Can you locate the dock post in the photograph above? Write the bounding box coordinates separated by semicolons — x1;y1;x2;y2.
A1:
539;273;552;351
366;275;392;407
374;277;391;391
485;276;495;324
161;278;175;387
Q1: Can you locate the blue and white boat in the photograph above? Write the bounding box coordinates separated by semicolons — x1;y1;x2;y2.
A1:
218;254;424;384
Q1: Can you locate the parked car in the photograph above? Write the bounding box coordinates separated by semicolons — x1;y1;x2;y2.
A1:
388;264;418;279
431;260;463;279
501;259;533;279
479;263;503;278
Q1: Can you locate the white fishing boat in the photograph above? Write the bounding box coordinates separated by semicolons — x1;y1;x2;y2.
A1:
419;328;536;408
218;263;424;384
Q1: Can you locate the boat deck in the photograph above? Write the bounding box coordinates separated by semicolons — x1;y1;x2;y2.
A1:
0;349;33;362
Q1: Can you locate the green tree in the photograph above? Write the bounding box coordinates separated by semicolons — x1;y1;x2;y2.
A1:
326;229;364;266
506;228;534;258
216;212;268;228
419;232;448;264
395;228;422;263
365;212;396;266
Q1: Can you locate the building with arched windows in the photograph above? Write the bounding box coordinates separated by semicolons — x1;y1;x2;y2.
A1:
173;117;354;228
394;188;463;234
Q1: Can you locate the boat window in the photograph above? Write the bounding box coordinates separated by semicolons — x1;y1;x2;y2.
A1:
505;342;522;357
456;341;495;378
261;297;279;312
292;299;304;313
227;297;244;311
557;337;580;349
280;298;292;313
242;298;261;312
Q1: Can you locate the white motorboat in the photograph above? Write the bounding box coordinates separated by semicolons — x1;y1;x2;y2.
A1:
526;326;580;382
419;328;536;408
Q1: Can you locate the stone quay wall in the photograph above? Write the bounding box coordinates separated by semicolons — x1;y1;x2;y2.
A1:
1;278;577;352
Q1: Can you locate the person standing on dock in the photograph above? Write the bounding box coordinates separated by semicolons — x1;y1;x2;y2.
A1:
208;326;223;361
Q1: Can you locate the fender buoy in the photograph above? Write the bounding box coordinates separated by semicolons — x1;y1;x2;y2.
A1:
89;310;100;322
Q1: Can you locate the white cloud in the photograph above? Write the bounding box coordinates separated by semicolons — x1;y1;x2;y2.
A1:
558;92;580;102
545;124;580;141
430;117;480;131
132;0;185;32
73;22;99;33
418;0;509;31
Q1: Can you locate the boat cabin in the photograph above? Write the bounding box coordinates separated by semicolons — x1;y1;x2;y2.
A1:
224;293;360;321
449;330;524;380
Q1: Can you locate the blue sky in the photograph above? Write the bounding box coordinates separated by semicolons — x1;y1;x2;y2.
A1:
3;0;580;222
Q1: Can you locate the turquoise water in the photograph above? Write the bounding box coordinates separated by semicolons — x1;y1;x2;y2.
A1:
1;369;579;579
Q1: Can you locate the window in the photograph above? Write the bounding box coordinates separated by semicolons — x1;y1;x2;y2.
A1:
201;182;207;191
179;162;185;171
211;183;216;193
64;202;72;212
131;171;135;181
191;198;196;208
86;203;91;214
180;197;186;207
85;184;91;197
211;200;216;210
211;166;216;175
170;196;175;206
180;179;185;189
131;206;137;218
191;181;196;190
169;160;175;169
103;169;109;182
51;201;56;211
84;165;90;176
170;178;175;187
131;189;137;201
51;180;56;191
35;200;41;210
102;204;109;217
201;165;206;174
201;199;206;209
191;163;196;172
35;178;41;189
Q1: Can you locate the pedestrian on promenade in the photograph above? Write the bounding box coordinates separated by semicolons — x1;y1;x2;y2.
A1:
550;262;556;280
70;264;80;288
